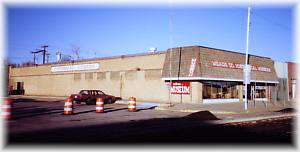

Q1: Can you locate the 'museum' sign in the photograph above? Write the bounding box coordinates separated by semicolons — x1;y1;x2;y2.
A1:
51;63;100;72
211;61;271;72
167;81;190;94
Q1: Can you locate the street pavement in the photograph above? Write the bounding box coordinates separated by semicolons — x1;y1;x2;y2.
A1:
3;96;297;145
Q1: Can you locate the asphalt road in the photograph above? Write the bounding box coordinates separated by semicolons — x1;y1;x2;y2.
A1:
5;97;295;145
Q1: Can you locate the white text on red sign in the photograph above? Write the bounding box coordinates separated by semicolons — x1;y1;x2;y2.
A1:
167;82;190;94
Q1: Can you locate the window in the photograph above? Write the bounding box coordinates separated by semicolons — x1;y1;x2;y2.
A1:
74;73;81;81
203;81;239;99
110;71;120;80
85;72;94;80
255;86;267;98
79;90;88;95
97;72;106;80
125;71;137;80
145;69;162;80
96;90;105;95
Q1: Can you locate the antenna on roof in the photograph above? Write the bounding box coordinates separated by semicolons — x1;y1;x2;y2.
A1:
56;51;62;62
148;47;157;53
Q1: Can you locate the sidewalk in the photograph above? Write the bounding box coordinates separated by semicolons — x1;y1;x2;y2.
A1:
8;95;67;101
155;101;294;115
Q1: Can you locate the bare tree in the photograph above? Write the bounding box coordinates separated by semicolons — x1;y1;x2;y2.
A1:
21;61;35;67
71;45;80;60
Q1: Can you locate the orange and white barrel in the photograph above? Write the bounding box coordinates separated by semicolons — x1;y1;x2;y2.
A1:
96;98;104;113
64;97;73;115
1;98;13;119
128;97;136;112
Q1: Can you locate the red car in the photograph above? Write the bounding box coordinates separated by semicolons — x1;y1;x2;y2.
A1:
70;90;121;105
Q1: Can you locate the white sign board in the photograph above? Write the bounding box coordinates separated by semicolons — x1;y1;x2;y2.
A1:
243;64;251;84
188;58;197;77
51;63;100;72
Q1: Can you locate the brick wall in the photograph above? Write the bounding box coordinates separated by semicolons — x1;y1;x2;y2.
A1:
162;45;278;82
199;46;278;82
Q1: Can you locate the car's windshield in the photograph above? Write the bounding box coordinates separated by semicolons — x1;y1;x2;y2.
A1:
97;90;104;95
79;90;89;95
79;90;105;95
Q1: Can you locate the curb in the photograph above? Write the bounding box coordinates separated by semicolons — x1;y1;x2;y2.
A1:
154;106;290;115
115;100;161;106
115;100;128;104
155;107;238;114
213;113;295;124
154;107;201;113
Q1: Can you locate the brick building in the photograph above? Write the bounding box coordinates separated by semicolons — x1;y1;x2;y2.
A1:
162;46;278;104
287;62;298;100
9;45;284;104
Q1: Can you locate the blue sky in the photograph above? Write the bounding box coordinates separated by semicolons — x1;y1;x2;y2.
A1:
6;5;294;64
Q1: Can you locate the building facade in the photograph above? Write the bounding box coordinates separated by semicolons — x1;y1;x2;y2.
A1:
274;61;289;102
9;45;290;104
162;46;278;104
287;62;298;100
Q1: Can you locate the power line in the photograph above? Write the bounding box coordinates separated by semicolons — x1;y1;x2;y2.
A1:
31;45;49;64
254;13;291;31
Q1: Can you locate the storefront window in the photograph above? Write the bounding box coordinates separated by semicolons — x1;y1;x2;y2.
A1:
255;86;267;98
203;81;239;99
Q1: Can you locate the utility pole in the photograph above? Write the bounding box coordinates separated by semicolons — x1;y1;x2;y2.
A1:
31;51;36;64
31;50;42;65
31;45;49;64
46;53;50;63
244;7;251;111
41;45;49;64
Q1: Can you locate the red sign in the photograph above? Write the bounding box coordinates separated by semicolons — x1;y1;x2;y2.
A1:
167;81;190;94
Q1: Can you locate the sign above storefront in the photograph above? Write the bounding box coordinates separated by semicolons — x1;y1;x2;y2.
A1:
211;61;271;72
188;58;197;77
51;63;100;72
167;81;190;94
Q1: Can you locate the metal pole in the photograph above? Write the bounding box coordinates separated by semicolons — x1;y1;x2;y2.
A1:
168;0;173;107
244;7;251;111
33;53;36;64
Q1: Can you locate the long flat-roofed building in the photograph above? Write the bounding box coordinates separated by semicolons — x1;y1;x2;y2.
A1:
9;45;284;104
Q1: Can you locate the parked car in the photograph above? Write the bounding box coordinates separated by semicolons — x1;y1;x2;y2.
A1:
70;90;121;105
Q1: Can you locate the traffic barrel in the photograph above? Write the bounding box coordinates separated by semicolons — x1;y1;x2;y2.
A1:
1;98;13;119
96;98;104;113
64;97;73;115
128;97;136;112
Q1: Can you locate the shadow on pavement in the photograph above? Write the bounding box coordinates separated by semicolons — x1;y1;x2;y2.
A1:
8;110;293;145
275;108;296;113
136;106;157;112
12;107;64;120
105;108;128;113
73;107;114;115
11;98;39;103
183;110;220;121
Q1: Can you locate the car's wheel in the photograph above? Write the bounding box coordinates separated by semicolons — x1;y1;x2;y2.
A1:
74;100;81;104
106;98;113;104
86;98;95;105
